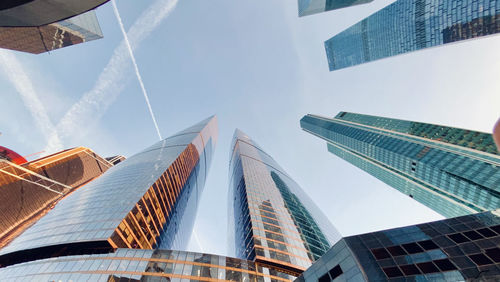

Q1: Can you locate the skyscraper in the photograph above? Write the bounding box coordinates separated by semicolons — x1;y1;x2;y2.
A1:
0;146;111;248
0;116;218;267
297;209;500;281
0;0;110;27
297;0;373;17
228;129;341;276
324;0;500;71
301;112;500;218
0;10;103;54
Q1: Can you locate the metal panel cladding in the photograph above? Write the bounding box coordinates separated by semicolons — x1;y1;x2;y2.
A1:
228;129;341;276
0;116;217;267
301;113;500;219
325;0;500;71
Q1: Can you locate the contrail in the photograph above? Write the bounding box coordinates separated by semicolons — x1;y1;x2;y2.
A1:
45;0;178;152
193;229;205;253
111;0;162;140
0;50;64;153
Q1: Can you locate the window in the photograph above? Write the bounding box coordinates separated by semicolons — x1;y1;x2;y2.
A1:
476;228;496;238
463;230;483;240
382;266;403;278
387;246;407;256
371;248;391;260
485;248;500;263
328;265;343;280
417;240;439;250
469;253;493;266
399;264;421;275
433;259;457;271
416;262;440;273
448;233;468;244
401;243;424;254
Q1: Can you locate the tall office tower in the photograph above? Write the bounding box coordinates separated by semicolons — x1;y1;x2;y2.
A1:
0;116;218;267
298;0;373;17
297;209;500;281
0;0;110;27
228;129;341;276
0;146;111;248
301;112;500;218
0;10;103;54
324;0;500;71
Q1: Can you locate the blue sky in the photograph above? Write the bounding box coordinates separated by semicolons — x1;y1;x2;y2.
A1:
0;0;499;256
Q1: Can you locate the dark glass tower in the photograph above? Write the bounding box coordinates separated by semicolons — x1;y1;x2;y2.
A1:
297;209;500;281
0;116;218;267
297;0;373;17
228;129;341;276
301;112;500;218
324;0;500;71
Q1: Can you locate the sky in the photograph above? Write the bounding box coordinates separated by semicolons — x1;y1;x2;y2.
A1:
0;0;499;257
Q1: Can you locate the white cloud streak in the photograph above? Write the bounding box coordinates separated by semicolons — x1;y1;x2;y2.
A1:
0;50;63;152
111;0;162;140
45;0;178;152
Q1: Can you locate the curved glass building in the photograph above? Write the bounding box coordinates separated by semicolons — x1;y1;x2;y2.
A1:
301;112;500;218
228;129;341;276
0;248;296;281
0;116;218;268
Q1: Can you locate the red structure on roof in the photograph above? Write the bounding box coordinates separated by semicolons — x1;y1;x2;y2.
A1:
0;146;27;165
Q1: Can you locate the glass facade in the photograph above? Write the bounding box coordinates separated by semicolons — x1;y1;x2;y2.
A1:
0;248;296;281
0;10;103;54
0;116;218;267
0;147;110;249
298;0;373;17
296;209;500;281
228;129;341;276
301;112;500;218
324;0;500;70
0;0;109;27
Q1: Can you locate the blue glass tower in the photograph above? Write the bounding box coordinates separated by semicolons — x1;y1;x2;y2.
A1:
301;112;500;218
325;0;500;70
298;0;373;17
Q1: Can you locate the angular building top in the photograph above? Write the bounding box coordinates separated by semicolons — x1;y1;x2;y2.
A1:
301;113;500;218
0;0;110;27
0;116;218;267
0;10;103;54
228;129;341;276
0;248;296;281
325;0;500;70
298;0;373;17
297;209;500;281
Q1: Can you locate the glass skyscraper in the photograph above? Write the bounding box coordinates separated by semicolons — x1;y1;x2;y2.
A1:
228;129;341;276
297;209;500;281
0;116;218;267
298;0;373;17
324;0;500;71
301;112;500;218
